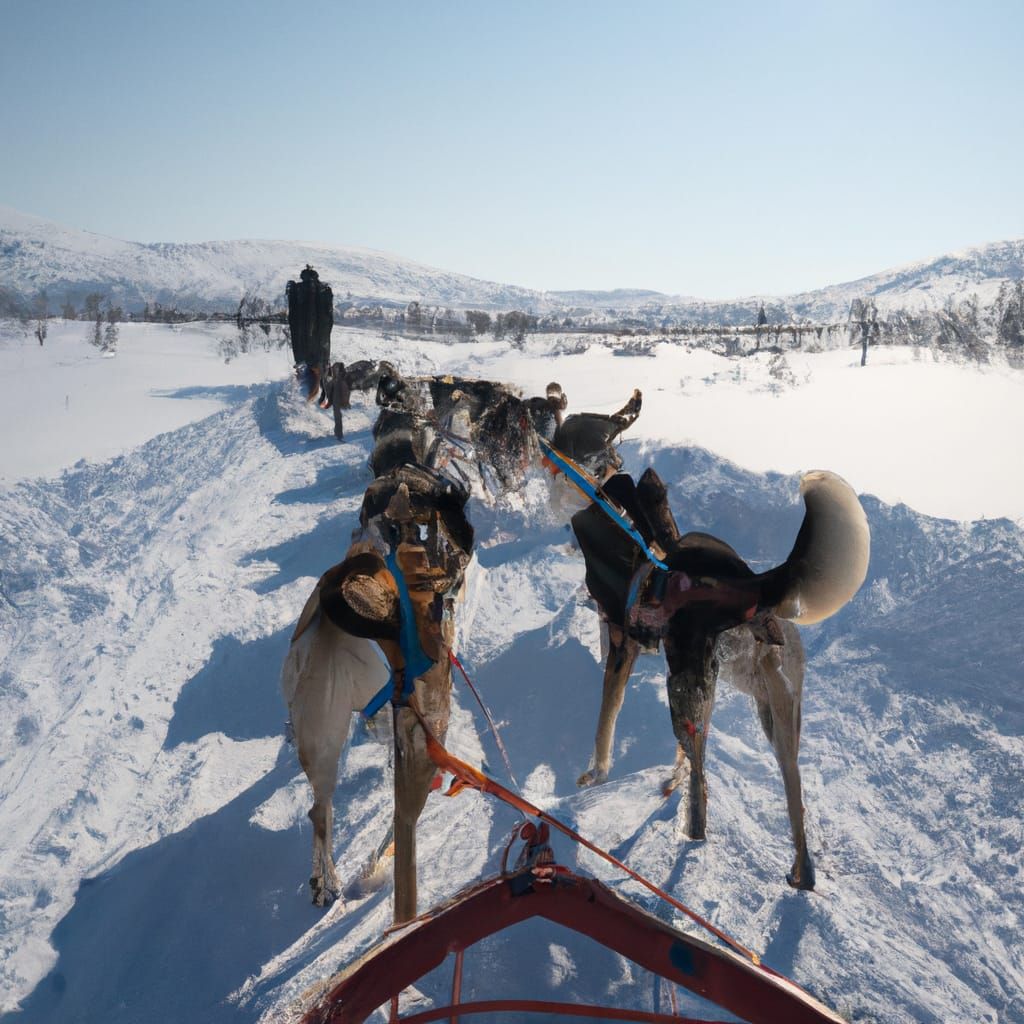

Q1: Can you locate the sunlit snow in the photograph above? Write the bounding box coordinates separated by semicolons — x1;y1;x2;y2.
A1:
1;320;1021;1024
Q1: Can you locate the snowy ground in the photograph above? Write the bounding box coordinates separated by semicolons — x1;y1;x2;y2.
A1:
3;321;1024;522
0;321;288;484
0;322;1022;1023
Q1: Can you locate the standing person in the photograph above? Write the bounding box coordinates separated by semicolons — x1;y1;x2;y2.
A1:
286;264;334;399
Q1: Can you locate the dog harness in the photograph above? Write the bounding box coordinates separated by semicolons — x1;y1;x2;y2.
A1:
538;437;668;571
361;548;435;718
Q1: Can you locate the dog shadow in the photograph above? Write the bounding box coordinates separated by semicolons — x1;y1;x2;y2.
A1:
760;892;815;977
6;749;317;1024
275;463;370;507
163;628;292;749
244;512;361;596
152;383;270;405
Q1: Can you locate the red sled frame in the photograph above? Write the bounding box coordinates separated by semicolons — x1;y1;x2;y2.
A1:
301;865;845;1024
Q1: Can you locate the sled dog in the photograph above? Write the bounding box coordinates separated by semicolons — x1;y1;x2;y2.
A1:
281;371;558;918
571;466;869;889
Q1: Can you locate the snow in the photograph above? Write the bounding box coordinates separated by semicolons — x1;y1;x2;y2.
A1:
3;205;1024;319
0;321;287;483
0;321;1022;1023
4;322;1023;523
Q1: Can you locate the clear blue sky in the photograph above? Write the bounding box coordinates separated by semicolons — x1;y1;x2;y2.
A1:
2;0;1022;297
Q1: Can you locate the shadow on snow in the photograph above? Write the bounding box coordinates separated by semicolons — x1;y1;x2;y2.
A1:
6;751;314;1024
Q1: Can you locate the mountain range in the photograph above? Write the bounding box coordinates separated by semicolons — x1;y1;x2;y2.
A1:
2;205;1023;323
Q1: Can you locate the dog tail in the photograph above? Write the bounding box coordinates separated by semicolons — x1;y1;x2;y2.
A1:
759;470;870;625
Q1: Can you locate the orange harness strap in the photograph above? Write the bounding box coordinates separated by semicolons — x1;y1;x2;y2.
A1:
408;700;762;967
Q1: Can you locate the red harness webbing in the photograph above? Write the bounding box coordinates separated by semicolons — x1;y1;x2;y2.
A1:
448;650;520;791
408;700;762;967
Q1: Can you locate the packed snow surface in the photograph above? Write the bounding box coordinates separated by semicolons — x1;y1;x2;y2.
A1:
0;322;1022;1023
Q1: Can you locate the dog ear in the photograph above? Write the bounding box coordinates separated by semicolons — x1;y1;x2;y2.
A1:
384;482;415;522
290;583;323;644
636;467;681;551
547;382;568;410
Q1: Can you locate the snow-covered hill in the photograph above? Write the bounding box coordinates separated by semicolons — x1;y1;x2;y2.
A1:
0;324;1022;1023
779;239;1024;319
0;206;540;315
3;205;1023;321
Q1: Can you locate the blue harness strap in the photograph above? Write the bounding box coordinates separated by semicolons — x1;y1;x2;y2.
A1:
539;437;669;572
362;548;436;718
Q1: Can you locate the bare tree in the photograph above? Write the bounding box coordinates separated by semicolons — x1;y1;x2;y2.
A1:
83;292;104;322
91;313;104;350
465;310;491;335
997;280;1024;354
33;289;48;346
849;297;877;366
103;303;120;354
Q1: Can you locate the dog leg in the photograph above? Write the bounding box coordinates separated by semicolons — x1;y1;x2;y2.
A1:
297;711;348;907
283;599;389;907
757;630;815;889
664;624;719;841
661;743;687;798
392;653;453;924
578;626;639;787
307;793;340;907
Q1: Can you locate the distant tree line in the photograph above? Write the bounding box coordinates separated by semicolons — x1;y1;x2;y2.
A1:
223;281;1024;366
5;278;1023;367
845;282;1024;366
219;291;290;363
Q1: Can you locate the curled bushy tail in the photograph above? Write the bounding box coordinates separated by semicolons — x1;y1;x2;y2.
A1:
761;470;870;625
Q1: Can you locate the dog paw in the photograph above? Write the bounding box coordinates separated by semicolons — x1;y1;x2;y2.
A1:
661;773;683;798
310;876;340;908
576;768;608;788
786;861;816;891
344;857;392;900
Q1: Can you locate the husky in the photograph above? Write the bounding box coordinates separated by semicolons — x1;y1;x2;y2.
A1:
280;571;390;907
281;369;557;918
570;466;870;889
552;387;642;477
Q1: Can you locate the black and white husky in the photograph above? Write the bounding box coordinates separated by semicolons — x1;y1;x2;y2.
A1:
570;465;870;889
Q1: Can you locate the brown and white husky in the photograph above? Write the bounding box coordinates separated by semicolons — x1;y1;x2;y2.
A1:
280;372;559;919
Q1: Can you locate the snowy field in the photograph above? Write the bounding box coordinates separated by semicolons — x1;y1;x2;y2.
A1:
0;321;1022;1023
2;321;1024;522
0;321;288;484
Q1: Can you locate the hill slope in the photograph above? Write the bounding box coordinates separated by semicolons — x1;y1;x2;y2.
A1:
3;205;1023;321
0;206;540;314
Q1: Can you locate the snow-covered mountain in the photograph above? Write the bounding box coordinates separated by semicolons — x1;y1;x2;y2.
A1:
0;323;1022;1023
2;205;1023;321
0;206;540;315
